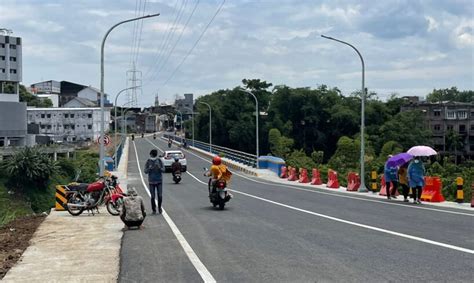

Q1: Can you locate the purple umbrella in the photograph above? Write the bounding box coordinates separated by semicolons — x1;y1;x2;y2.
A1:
386;153;413;167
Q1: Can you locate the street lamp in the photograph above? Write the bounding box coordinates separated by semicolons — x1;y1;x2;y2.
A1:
238;87;260;168
199;101;212;153
114;86;138;169
183;106;194;147
99;13;160;176
321;34;368;192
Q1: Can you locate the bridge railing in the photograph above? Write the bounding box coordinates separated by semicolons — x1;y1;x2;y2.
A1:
163;134;257;168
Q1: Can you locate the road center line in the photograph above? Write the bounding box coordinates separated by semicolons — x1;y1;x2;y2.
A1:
184;169;474;255
132;141;216;283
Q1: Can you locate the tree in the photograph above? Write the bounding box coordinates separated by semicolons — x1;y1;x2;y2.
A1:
426;87;473;103
2;147;58;190
379;110;432;150
17;84;53;107
268;128;294;158
328;136;359;172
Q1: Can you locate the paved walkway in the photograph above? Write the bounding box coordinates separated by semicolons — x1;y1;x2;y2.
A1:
3;138;130;282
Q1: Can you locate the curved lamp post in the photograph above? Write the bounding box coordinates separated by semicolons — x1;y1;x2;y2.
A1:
238;87;259;168
199;101;212;153
99;13;160;176
114;86;138;169
321;34;367;192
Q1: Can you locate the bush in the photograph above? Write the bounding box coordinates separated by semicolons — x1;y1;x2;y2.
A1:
72;151;99;183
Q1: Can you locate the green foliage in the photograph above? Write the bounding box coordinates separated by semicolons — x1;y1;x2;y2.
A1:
328;136;359;172
18;84;53;107
0;179;33;227
268;128;294;158
286;149;316;172
2;147;58;191
72;151;99;183
311;150;324;165
378;141;403;163
426;87;474;103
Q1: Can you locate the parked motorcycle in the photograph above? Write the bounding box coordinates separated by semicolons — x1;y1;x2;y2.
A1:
173;170;182;184
204;168;231;210
66;174;125;216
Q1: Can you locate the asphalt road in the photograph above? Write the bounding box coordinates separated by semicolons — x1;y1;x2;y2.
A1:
120;136;474;282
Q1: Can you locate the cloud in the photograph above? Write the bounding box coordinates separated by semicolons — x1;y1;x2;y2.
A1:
24;20;65;33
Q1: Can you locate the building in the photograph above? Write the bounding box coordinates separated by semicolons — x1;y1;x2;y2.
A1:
27;107;110;142
174;93;193;120
0;33;22;102
30;80;61;94
0;33;27;147
63;97;97;108
401;101;474;156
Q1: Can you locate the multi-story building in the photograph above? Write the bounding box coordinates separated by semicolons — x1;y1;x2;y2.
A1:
30;80;60;107
174;93;193;120
0;33;22;102
401;100;474;156
27;107;110;142
0;32;27;147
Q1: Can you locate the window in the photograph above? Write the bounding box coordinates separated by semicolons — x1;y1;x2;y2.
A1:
71;125;75;130
446;111;456;119
471;111;474;118
9;57;16;62
87;125;92;130
433;110;441;117
460;125;466;132
434;124;441;131
70;114;75;118
47;125;51;130
0;43;4;48
471;125;474;131
88;114;92;118
0;56;4;60
46;114;51;118
9;69;17;74
41;114;45;118
447;125;454;131
9;45;16;49
64;114;69;118
0;69;4;73
458;111;467;119
40;125;45;129
64;125;69;130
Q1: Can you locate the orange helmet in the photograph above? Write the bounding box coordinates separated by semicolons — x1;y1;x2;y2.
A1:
212;156;221;165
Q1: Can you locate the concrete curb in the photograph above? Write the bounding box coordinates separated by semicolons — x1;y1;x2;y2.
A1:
2;139;131;282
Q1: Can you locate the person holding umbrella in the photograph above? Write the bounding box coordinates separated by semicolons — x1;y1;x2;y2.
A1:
398;163;410;202
384;155;399;199
406;146;436;204
408;157;426;204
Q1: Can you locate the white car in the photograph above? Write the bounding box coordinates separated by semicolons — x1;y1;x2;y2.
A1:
160;150;187;172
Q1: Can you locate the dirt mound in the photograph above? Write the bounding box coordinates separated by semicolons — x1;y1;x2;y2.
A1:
0;215;46;279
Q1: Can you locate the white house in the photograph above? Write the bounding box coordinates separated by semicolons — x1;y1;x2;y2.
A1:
27;107;110;142
63;97;96;108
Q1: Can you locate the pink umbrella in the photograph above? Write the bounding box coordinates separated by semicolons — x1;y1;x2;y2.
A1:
407;146;437;156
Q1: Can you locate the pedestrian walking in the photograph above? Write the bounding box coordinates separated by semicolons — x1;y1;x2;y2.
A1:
144;149;164;214
384;156;399;199
398;163;410;202
408;157;425;204
120;187;146;230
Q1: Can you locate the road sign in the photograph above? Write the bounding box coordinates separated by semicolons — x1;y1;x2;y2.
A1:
97;135;111;146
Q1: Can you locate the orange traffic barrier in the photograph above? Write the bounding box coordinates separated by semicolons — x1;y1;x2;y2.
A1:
311;168;322;185
326;169;339;189
298;168;310;183
346;172;361;191
287;167;298;181
420;176;445;202
379;176;400;196
280;166;288;178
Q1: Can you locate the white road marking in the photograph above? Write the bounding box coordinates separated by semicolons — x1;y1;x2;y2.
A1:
132;141;216;283
185;170;474;255
157;139;473;217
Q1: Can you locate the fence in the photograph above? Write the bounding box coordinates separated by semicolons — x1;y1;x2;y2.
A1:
163;134;258;168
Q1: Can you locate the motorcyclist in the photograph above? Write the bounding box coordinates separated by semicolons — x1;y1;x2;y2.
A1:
171;156;182;178
168;137;172;148
205;156;232;196
153;133;156;139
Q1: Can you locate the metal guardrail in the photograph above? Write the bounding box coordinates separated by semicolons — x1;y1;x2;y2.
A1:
163;134;257;168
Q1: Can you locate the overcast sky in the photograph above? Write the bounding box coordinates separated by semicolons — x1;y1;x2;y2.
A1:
1;0;473;105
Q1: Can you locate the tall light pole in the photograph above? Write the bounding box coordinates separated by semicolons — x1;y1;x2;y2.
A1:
238;88;260;168
99;13;160;176
183;106;194;146
114;86;137;169
199;102;212;153
321;34;368;192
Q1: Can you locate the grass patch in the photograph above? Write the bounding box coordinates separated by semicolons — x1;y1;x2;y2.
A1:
0;178;33;227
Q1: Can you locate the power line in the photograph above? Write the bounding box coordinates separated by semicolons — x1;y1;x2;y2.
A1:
143;0;187;79
129;0;141;66
158;0;226;89
146;0;200;84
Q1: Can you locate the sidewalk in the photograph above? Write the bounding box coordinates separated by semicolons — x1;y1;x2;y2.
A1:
2;138;130;282
255;169;474;212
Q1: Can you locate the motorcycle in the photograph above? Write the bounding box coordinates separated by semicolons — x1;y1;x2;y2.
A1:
168;141;172;148
141;133;144;138
204;168;231;210
173;170;182;184
153;133;156;140
66;174;125;216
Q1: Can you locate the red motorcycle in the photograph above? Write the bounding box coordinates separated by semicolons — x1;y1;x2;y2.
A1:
66;175;125;216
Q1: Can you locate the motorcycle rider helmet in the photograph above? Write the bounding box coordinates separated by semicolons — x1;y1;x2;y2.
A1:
212;156;221;165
